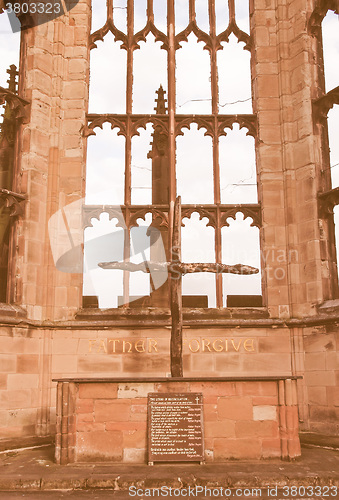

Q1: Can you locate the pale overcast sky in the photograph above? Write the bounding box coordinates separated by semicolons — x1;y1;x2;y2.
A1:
0;4;338;308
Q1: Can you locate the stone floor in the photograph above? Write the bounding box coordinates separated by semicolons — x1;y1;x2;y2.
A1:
0;440;338;496
0;490;337;499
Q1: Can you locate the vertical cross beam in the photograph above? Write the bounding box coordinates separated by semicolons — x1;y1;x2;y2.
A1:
170;196;183;377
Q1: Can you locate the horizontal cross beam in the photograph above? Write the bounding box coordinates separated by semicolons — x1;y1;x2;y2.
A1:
98;261;259;275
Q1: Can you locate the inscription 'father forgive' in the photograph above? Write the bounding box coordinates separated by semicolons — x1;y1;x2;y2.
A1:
88;338;256;354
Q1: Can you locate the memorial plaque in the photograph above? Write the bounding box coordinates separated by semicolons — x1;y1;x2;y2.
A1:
147;393;204;464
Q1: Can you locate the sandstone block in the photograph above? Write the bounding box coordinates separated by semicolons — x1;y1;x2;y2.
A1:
122;429;147;448
204;420;235;438
75;399;94;414
78;383;118;399
95;400;130;422
253;405;277;421
214;438;261;460
235;420;279;438
76;430;123;461
16;355;39;374
217;397;252;421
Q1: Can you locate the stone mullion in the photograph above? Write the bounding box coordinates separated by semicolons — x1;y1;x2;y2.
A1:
123;211;131;308
167;0;176;270
215;207;223;307
209;0;222;307
122;0;134;306
147;0;154;22
125;0;134;203
167;0;176;204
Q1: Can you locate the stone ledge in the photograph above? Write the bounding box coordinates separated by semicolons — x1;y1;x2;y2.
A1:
317;299;339;315
52;376;302;383
0;303;27;319
0;436;52;453
2;308;339;329
76;307;270;321
299;432;339;450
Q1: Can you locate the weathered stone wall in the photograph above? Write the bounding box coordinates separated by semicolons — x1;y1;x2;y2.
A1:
0;0;338;448
1;320;337;442
55;379;300;463
0;323;294;442
303;325;339;435
0;326;43;441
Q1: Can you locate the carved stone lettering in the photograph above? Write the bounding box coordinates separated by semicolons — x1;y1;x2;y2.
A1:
87;338;257;354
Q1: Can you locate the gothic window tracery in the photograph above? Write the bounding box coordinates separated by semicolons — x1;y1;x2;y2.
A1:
83;0;262;309
310;2;339;294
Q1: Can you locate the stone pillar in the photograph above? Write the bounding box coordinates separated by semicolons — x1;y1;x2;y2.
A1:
252;0;334;318
13;0;91;320
252;0;290;319
278;378;301;459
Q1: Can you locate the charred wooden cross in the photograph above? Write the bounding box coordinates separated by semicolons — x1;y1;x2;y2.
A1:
99;196;258;378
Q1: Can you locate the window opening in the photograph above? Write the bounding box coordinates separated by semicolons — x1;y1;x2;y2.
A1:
310;5;339;297
182;213;216;307
329;106;339;188
217;36;252;114
219;124;257;204
128;214;152;306
215;0;229;34
176;124;214;204
334;205;339;281
113;0;127;33
175;1;189;34
91;0;107;33
85;125;125;205
131;125;153;204
234;0;250;34
0;12;20;80
322;10;339;93
176;34;212;114
89;34;127;114
153;1;167;33
195;0;210;33
222;214;261;307
83;214;124;309
133;35;167;114
134;0;147;33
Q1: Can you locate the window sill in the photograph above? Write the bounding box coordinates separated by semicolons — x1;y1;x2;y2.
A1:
75;306;270;326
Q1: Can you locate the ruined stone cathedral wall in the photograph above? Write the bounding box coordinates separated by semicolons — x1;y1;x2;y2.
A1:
0;0;338;445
